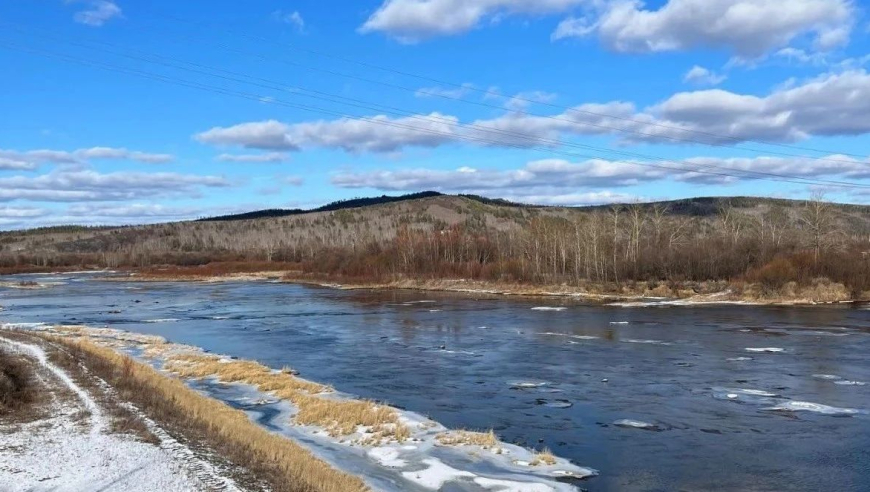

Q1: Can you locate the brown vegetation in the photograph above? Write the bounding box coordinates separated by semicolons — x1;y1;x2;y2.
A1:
162;353;408;442
0;350;38;415
2;194;869;301
40;335;369;492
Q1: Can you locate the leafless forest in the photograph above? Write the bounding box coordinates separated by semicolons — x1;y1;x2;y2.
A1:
3;194;870;299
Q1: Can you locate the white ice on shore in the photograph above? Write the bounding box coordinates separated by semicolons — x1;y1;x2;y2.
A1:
18;324;597;492
402;458;476;489
0;338;219;492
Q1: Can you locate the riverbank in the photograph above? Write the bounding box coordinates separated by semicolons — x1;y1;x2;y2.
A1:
0;331;253;491
90;267;863;306
1;323;596;491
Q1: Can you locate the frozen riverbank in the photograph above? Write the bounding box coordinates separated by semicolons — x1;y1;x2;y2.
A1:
7;323;595;491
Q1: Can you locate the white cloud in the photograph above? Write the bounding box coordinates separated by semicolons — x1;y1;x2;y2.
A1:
216;152;288;163
65;203;202;219
332;154;870;194
553;0;854;59
195;113;459;153
272;10;305;32
0;169;230;203
683;65;726;86
360;0;585;42
70;0;122;27
504;91;558;111
0;147;174;168
283;176;304;186
195;69;870;152
0;206;50;219
0;157;38;171
415;83;476;99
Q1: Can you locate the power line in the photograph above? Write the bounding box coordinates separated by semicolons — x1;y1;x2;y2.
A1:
132;8;869;160
4;30;870;191
7;18;864;169
3;40;870;191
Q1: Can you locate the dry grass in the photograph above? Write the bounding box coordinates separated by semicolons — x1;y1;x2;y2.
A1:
162;353;408;442
436;429;499;449
43;335;368;492
530;448;557;466
0;350;38;415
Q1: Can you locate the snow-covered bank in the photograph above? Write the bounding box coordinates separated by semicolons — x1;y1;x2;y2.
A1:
0;337;232;492
8;324;596;492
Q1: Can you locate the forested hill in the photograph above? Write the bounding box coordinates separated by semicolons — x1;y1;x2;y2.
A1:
2;193;870;299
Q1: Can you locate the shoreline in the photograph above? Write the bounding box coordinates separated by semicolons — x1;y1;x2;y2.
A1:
0;267;863;306
91;270;863;307
2;323;596;492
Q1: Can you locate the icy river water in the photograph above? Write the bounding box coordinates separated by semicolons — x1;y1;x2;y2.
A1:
2;273;869;491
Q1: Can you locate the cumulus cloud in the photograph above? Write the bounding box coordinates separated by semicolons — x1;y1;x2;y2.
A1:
332;154;870;196
553;0;854;59
69;0;122;27
195;69;870;152
0;147;174;168
683;66;726;86
0;169;230;203
195;113;459;153
360;0;585;42
0;206;50;219
216;152;288;163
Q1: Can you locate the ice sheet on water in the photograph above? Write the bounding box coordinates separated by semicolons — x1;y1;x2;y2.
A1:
622;338;671;345
712;387;779;404
540;332;599;340
613;419;661;431
535;398;573;409
765;401;866;416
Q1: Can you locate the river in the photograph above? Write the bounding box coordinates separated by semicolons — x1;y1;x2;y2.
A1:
1;272;868;491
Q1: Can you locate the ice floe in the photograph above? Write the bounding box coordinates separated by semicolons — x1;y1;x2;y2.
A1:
540;332;599;340
813;374;867;386
765;401;866;416
613;419;661;431
745;347;785;353
622;338;671;345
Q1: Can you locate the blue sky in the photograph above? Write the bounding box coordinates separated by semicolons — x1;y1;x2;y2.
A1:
2;0;870;228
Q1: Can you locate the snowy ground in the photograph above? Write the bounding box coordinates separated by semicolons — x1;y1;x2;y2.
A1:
0;337;240;492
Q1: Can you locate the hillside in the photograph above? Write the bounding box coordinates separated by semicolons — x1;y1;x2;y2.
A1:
2;193;869;301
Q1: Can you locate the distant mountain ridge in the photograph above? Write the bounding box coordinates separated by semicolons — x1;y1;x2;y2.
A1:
196;192;870;222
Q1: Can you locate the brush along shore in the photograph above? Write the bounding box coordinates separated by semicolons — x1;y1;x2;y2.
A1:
9;323;597;491
92;266;862;305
